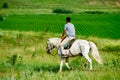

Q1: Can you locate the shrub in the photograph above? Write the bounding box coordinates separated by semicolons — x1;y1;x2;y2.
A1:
80;11;107;14
8;54;18;65
0;16;3;21
53;8;73;14
0;32;4;37
2;2;8;9
102;45;120;52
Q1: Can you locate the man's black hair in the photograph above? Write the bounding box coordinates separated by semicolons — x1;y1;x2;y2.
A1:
66;17;71;22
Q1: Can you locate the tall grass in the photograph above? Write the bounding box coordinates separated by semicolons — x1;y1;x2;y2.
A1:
0;30;119;80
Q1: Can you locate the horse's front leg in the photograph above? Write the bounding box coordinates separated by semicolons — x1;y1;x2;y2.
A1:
59;56;63;73
65;57;72;70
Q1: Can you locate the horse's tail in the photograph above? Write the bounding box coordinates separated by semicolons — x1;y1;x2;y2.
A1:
89;41;103;65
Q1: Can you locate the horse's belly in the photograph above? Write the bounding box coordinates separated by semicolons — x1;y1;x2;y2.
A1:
70;43;81;54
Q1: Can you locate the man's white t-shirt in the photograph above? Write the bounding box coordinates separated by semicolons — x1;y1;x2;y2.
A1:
64;23;75;37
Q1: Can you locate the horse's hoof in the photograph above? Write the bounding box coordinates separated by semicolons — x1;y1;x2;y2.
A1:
58;71;62;73
82;64;87;70
83;64;87;68
69;67;73;70
89;69;93;71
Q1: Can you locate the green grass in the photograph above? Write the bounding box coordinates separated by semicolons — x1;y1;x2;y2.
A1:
0;0;120;9
0;0;120;15
0;14;120;39
0;0;120;79
0;30;119;80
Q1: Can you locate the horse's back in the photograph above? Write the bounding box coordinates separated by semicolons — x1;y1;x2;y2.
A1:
75;39;89;45
68;39;89;49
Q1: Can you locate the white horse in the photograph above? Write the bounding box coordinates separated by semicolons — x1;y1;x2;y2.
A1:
46;38;102;72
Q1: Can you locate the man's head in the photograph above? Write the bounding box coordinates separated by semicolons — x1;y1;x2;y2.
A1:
66;17;71;22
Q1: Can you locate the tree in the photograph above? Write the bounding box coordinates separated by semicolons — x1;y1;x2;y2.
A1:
2;2;8;9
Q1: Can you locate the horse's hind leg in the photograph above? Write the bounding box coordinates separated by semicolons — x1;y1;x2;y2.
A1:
83;62;87;69
81;45;92;71
83;54;92;71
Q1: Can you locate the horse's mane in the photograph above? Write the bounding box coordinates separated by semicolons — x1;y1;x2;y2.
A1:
48;38;61;47
49;38;61;42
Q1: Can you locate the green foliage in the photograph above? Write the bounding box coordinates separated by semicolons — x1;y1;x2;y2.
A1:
2;2;8;9
0;16;3;21
53;9;73;14
0;30;119;80
9;54;18;65
0;32;4;38
0;0;119;79
112;59;120;68
80;11;108;14
102;45;120;52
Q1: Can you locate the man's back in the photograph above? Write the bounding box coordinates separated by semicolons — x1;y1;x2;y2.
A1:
64;23;75;37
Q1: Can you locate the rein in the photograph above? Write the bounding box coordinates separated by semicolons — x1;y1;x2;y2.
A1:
50;43;58;56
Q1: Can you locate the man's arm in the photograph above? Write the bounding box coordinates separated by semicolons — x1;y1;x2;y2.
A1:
61;30;66;42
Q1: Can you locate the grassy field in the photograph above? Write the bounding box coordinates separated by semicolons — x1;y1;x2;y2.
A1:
0;30;120;80
0;13;120;80
0;14;120;39
1;0;120;9
0;0;120;80
0;0;120;15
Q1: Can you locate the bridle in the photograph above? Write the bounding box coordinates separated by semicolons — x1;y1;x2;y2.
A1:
46;42;58;56
46;41;55;54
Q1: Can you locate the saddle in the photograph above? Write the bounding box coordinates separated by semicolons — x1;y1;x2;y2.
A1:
64;39;75;49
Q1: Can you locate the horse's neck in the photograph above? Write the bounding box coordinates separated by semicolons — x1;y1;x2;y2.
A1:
50;38;61;48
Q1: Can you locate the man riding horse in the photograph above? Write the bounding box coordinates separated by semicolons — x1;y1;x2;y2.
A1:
46;17;102;72
60;17;75;57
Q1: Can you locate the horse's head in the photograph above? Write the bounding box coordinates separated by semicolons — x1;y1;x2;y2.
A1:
46;39;55;54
